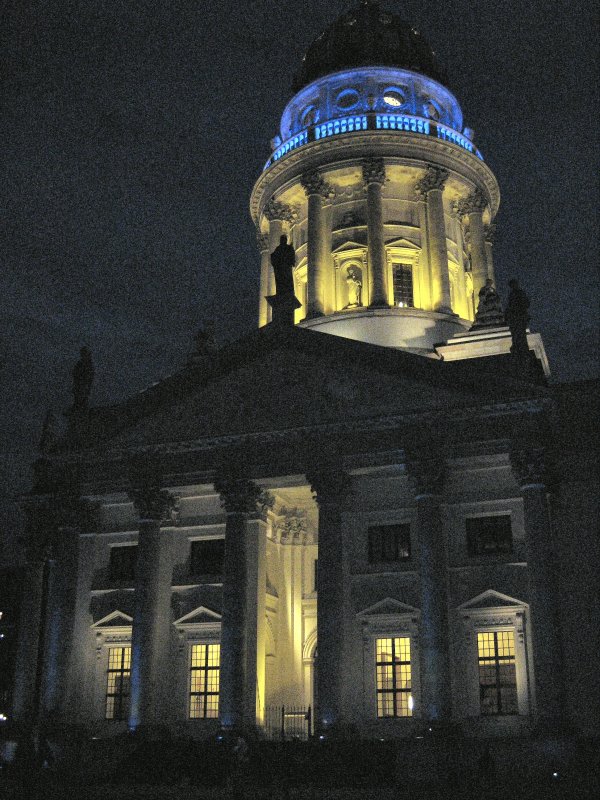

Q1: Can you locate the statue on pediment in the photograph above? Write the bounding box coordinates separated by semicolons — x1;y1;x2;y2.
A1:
71;346;94;411
270;235;296;297
505;279;530;356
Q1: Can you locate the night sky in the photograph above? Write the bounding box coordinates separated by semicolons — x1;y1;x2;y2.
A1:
1;0;598;514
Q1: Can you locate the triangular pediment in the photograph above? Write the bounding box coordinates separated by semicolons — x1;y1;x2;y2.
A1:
92;610;133;628
332;240;366;253
457;590;527;611
386;237;420;250
173;605;221;626
357;597;419;618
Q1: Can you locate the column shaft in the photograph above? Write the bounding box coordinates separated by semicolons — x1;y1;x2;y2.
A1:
258;237;271;327
521;484;564;721
366;181;388;306
128;520;172;730
468;210;487;299
416;198;432;309
315;501;345;729
11;560;46;723
453;214;469;318
426;188;452;312
219;511;267;730
306;192;326;317
416;493;452;721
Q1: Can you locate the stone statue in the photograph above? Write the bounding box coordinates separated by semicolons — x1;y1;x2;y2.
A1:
270;235;296;297
345;267;362;308
71;347;94;410
505;279;530;356
470;278;504;330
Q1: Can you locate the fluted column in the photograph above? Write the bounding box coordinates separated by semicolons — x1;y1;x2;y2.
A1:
484;223;496;285
216;477;271;732
451;206;468;318
363;158;388;307
257;232;270;327
127;483;176;732
459;189;488;300
307;467;349;734
415;167;451;312
408;454;452;722
264;199;298;323
302;170;333;318
510;446;564;725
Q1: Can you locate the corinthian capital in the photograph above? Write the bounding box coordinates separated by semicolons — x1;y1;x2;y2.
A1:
129;485;178;523
458;188;487;216
362;158;386;187
415;166;449;197
263;197;298;223
215;476;274;517
301;170;335;199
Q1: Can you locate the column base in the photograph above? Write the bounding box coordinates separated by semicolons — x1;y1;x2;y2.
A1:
368;301;390;310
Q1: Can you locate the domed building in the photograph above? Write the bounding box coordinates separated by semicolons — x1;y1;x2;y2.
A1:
6;0;597;782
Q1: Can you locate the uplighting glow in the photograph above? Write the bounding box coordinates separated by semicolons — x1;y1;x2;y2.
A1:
264;114;483;170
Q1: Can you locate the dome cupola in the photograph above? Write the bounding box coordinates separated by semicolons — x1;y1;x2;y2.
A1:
293;0;448;93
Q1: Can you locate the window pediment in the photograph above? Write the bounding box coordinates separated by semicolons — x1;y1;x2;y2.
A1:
91;610;133;629
457;589;527;614
173;605;222;628
357;596;420;620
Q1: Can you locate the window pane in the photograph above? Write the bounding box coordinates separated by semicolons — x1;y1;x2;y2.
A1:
477;632;517;716
105;646;131;721
189;643;220;719
376;637;412;718
190;539;225;576
466;516;512;556
393;263;414;307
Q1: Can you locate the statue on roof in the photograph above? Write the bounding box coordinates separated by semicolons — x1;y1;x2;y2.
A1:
505;279;530;357
470;278;504;330
270;235;296;298
71;346;94;411
195;320;218;357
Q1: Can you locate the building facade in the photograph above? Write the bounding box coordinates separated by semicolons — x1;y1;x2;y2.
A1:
7;1;598;752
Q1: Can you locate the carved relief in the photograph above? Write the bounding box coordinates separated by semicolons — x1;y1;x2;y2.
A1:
275;506;309;544
256;232;269;251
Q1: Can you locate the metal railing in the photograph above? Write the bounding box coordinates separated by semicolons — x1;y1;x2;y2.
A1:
265;705;312;741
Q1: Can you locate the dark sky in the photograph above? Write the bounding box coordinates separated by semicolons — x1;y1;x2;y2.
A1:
1;0;598;505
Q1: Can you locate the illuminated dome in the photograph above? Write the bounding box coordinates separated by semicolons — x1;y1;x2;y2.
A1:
293;0;448;93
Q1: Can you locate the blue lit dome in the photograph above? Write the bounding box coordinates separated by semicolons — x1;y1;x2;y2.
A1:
293;1;448;93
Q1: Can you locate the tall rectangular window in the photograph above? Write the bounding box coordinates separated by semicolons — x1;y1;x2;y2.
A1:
368;524;411;563
190;539;225;576
189;643;220;719
393;263;414;308
466;516;512;556
109;545;137;582
105;646;131;720
376;637;412;718
477;631;518;715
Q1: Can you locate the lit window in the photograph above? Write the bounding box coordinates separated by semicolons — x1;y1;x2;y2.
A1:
189;643;220;719
376;637;412;717
393;263;414;308
109;545;137;582
477;631;518;715
190;539;225;576
466;516;512;556
368;524;411;563
383;88;405;108
105;646;131;720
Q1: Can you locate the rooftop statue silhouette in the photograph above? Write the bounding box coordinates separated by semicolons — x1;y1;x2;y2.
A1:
505;279;530;357
71;346;94;411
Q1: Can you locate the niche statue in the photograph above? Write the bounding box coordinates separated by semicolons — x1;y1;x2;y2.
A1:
72;346;94;411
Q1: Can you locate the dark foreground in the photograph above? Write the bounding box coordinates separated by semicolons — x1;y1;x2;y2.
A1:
1;736;598;800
